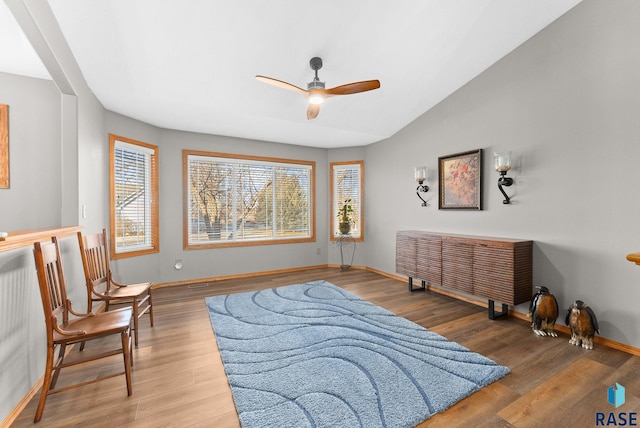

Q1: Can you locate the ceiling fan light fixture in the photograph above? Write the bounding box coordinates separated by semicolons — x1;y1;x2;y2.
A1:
308;92;324;105
307;79;325;104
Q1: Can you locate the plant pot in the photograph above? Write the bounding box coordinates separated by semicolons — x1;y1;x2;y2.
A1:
339;222;351;235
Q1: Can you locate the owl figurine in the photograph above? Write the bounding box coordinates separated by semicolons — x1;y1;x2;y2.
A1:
527;286;559;337
565;300;599;350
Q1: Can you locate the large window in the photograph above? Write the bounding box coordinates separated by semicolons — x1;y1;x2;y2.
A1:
184;150;315;248
331;161;364;241
109;134;159;259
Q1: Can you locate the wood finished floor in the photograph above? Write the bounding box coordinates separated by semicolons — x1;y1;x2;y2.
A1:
12;267;640;427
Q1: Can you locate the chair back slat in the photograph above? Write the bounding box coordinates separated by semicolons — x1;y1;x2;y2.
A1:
86;246;108;281
78;229;112;293
34;238;69;331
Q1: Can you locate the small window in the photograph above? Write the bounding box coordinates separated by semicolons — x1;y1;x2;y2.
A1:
331;161;364;241
109;134;159;259
184;150;315;249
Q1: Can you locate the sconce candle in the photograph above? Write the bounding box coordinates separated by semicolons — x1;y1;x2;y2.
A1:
414;166;429;206
494;152;511;172
493;152;513;204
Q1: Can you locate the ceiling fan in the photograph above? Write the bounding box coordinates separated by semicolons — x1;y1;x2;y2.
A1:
256;57;380;120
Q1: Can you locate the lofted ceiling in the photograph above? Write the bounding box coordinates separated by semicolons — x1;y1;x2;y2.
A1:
2;0;582;148
0;1;50;79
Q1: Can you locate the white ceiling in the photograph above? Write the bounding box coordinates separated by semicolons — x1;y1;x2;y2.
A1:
3;1;582;148
0;1;50;79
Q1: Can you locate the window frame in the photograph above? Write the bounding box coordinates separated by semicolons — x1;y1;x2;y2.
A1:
109;134;159;260
183;149;316;250
330;160;364;242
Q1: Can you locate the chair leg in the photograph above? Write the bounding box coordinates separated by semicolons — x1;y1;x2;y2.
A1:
129;317;134;368
49;343;66;390
148;289;154;327
121;330;133;396
132;299;139;346
34;344;56;422
80;299;93;352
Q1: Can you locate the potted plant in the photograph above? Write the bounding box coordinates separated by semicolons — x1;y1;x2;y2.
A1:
337;198;354;235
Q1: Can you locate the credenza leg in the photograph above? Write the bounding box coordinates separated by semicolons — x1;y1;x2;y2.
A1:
488;300;509;319
408;277;426;292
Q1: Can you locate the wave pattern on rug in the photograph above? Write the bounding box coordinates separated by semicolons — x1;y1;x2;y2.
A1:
205;280;509;428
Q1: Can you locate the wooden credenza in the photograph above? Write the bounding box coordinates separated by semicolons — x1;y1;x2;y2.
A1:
396;231;533;319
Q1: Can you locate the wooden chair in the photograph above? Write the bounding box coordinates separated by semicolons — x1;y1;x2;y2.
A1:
32;237;132;423
77;229;154;346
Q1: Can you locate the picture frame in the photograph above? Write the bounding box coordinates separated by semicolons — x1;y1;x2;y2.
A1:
0;104;8;189
438;149;482;210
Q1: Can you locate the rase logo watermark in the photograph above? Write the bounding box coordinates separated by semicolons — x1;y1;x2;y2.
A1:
596;383;637;426
610;383;626;409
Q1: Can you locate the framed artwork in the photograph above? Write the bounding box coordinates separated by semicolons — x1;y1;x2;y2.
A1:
438;149;482;210
0;104;8;189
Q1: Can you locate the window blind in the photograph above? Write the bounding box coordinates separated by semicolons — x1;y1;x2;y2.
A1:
185;152;313;247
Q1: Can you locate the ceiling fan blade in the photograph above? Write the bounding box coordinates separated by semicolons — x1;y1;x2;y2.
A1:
307;104;320;120
256;75;308;95
323;80;380;96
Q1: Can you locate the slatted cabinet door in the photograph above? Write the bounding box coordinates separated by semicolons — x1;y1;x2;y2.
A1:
473;242;515;304
441;238;474;294
512;244;534;305
416;234;442;285
472;240;532;306
395;231;417;278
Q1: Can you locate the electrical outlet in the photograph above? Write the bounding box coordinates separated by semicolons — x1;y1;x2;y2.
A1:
316;248;321;255
174;259;183;270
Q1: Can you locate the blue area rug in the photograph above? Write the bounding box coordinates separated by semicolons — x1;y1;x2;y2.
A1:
205;280;509;428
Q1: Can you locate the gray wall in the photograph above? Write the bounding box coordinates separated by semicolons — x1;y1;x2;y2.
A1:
0;72;61;229
365;0;640;346
105;112;332;285
0;71;61;421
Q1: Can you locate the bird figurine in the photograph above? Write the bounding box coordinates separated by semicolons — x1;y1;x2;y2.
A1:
565;300;599;350
527;286;559;337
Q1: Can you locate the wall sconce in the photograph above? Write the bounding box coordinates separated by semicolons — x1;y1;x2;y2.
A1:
414;166;429;207
494;152;513;204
